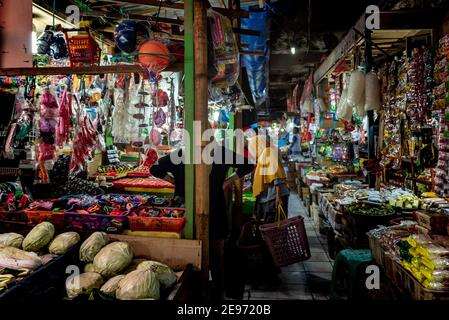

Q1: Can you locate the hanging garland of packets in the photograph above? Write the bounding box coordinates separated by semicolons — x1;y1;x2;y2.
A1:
434;35;449;197
379;58;402;170
379;47;434;171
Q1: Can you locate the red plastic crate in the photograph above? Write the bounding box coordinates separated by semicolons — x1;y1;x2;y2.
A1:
128;215;186;233
24;210;64;228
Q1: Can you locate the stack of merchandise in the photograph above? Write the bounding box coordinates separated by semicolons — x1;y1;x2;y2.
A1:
379;58;403;170
434;35;449;197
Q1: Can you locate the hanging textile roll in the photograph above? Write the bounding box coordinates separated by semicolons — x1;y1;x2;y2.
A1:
365;71;381;111
347;68;365;107
355;89;367;117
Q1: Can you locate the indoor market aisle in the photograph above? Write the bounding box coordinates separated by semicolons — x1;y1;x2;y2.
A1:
246;192;333;300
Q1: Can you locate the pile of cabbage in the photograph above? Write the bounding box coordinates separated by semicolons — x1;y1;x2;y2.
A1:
0;222;80;293
66;232;177;300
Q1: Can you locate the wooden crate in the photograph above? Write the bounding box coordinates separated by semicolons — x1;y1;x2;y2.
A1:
310;203;320;226
368;234;385;267
109;234;202;271
311;192;318;205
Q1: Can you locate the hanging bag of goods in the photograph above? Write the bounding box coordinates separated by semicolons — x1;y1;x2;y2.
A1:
207;10;240;88
336;88;353;121
365;71;381;112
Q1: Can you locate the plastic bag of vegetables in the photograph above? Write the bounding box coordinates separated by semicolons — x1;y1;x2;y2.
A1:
48;232;80;255
0;233;24;248
93;242;133;277
100;274;126;297
137;260;177;289
115;269;160;300
66;272;104;299
79;232;109;263
0;246;42;271
22;222;55;252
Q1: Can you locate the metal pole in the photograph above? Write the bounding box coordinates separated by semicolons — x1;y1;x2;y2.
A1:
365;28;376;188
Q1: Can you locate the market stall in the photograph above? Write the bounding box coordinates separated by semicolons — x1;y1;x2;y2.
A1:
0;0;259;300
299;8;449;299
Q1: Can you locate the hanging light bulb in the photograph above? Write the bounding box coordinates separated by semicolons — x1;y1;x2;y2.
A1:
291;46;296;55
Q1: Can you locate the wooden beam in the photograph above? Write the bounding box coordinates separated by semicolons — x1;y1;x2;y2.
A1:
194;0;210;300
239;50;264;56
313;10;439;84
0;64;183;76
233;27;259;36
313;14;365;84
98;0;249;18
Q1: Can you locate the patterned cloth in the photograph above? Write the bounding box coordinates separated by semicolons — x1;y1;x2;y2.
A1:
49;155;102;198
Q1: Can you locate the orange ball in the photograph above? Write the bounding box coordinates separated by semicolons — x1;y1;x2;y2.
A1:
138;40;171;72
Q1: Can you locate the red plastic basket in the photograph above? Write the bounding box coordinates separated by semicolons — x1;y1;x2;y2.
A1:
64;28;101;67
128;216;186;233
24;210;64;228
259;216;311;267
128;207;186;232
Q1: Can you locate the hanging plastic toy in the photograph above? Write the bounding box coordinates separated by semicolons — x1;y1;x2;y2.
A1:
138;40;171;72
115;20;144;54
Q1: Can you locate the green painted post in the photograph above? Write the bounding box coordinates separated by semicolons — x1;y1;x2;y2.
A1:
184;0;195;240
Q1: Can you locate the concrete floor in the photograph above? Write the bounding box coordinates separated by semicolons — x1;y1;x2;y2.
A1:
245;192;333;300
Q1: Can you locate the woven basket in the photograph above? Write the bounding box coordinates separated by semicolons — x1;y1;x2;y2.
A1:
259;215;311;267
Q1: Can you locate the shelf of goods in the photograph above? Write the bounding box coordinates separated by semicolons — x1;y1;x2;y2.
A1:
0;193;186;237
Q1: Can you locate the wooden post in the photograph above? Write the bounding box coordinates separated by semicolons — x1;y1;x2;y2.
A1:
194;0;210;299
184;0;195;240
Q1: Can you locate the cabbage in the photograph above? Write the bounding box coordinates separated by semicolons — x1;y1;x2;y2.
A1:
79;232;109;263
0;246;42;270
100;275;126;297
66;272;104;299
0;233;24;248
84;263;97;273
93;242;133;277
137;260;177;289
22;222;55;252
48;232;80;255
115;269;160;300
